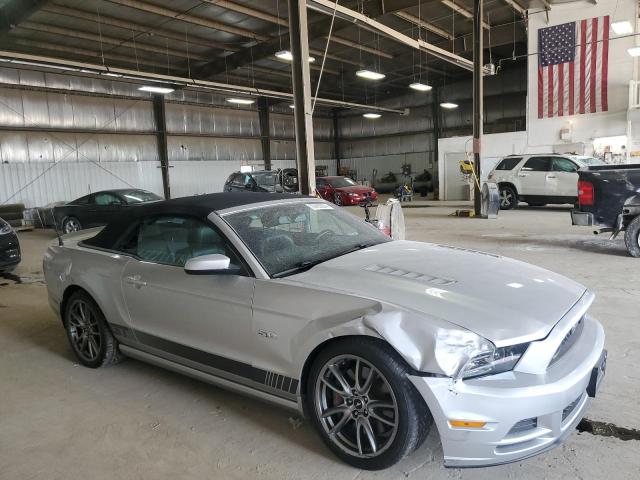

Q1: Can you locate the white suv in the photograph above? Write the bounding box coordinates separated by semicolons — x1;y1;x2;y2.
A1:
488;154;604;209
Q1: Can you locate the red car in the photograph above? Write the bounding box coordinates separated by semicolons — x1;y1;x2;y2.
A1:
316;176;378;206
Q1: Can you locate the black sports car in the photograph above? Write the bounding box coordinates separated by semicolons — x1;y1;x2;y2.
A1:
54;189;162;233
0;217;20;274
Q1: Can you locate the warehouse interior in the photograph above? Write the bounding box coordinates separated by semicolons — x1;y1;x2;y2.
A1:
1;0;640;479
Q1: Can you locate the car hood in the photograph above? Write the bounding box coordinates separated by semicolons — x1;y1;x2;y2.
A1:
292;240;587;346
335;185;375;194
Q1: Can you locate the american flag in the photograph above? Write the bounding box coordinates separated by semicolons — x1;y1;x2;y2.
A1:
538;16;610;118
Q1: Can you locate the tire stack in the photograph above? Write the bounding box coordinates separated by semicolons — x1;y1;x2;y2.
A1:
0;203;25;228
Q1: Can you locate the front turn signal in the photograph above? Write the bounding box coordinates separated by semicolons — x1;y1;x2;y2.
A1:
448;420;487;428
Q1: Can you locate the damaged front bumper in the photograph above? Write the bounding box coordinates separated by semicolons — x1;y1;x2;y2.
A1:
409;314;606;467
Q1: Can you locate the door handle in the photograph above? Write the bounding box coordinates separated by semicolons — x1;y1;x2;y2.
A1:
125;275;147;288
546;174;557;179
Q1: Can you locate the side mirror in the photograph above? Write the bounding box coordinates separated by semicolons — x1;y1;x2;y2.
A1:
184;254;230;274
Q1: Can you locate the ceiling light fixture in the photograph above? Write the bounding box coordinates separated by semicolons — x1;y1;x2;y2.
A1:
289;104;295;109
409;82;432;92
627;46;640;57
440;102;458;109
611;20;633;35
138;86;174;94
275;50;315;62
363;112;381;119
226;98;255;105
356;69;386;80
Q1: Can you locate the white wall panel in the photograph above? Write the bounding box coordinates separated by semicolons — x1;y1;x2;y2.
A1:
169;161;240;197
0;161;163;207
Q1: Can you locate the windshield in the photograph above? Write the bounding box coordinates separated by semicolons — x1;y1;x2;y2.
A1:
252;172;278;190
330;177;357;188
121;190;162;204
224;201;390;277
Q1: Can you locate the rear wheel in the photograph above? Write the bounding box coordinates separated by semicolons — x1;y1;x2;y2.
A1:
499;185;518;210
624;216;640;258
306;338;431;470
63;290;123;368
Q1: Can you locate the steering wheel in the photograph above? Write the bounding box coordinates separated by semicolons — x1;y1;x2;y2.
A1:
316;229;336;243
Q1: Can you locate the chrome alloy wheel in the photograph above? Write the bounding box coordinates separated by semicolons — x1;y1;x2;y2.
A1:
314;354;399;458
63;218;81;233
334;193;343;206
67;299;102;362
499;189;513;208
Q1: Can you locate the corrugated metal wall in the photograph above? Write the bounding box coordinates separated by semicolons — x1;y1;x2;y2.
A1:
0;66;336;207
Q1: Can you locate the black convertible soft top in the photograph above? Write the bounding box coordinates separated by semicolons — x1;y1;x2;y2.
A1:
82;192;303;250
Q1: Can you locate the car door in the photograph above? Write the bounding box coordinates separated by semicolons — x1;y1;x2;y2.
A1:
518;157;552;196
550;157;580;198
119;215;256;366
88;192;125;226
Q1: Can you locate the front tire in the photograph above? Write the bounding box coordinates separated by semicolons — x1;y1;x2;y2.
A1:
334;193;343;206
63;290;123;368
306;338;431;470
624;216;640;258
62;216;82;233
499;185;518;210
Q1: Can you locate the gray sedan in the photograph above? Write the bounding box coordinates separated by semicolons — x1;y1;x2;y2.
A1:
43;192;606;470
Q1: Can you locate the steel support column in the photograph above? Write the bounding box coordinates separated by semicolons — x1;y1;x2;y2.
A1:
332;110;341;175
473;0;483;215
288;0;316;195
432;87;440;195
258;97;272;171
153;94;171;200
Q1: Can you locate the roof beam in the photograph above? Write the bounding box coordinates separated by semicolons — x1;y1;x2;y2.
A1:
43;3;237;53
103;0;268;41
201;0;287;27
0;0;48;35
440;0;490;30
394;11;453;41
325;36;394;59
308;0;486;73
502;0;526;16
19;21;212;61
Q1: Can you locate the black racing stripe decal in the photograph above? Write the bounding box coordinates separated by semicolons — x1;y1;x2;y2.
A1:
125;329;299;395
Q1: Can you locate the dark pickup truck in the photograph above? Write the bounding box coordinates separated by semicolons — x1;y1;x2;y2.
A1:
571;164;640;257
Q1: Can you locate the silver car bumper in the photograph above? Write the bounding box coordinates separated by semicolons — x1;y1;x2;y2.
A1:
409;315;605;468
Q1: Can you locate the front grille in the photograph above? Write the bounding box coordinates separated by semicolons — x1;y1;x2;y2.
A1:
562;395;582;422
550;318;584;365
507;417;538;436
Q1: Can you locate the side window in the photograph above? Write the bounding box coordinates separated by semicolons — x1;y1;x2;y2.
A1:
522;157;551;172
552;158;579;172
118;216;248;274
231;174;244;187
496;157;522;170
73;195;92;205
94;193;122;205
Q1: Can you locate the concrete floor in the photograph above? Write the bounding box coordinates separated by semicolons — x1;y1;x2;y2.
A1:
1;203;639;480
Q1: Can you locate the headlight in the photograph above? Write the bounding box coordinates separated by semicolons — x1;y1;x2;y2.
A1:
434;328;529;379
347;192;358;196
460;343;529;379
0;218;13;235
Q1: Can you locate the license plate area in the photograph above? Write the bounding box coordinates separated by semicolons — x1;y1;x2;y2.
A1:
587;349;607;398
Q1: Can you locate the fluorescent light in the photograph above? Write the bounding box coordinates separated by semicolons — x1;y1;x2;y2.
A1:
409;82;432;92
611;20;633;35
356;69;386;80
628;46;640;57
440;102;458;109
289;104;295;109
226;97;255;105
138;86;174;94
363;112;381;119
275;50;315;62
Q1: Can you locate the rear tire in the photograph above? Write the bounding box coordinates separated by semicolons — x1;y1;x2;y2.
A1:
499;185;518;210
624;216;640;258
63;290;124;368
305;338;431;470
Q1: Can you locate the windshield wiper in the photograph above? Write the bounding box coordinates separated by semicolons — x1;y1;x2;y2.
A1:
272;258;327;278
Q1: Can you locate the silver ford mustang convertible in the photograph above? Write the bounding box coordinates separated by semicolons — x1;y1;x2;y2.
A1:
44;193;606;470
